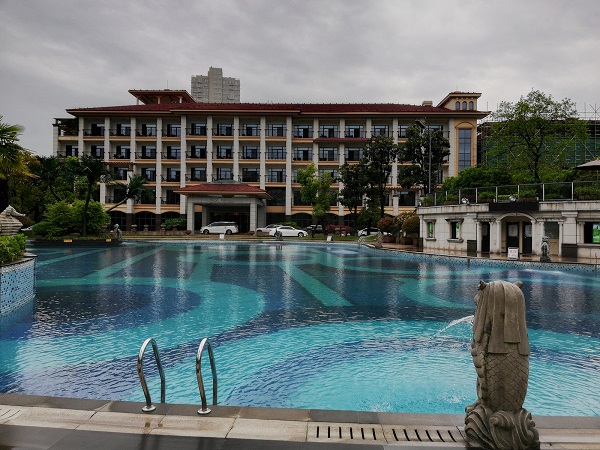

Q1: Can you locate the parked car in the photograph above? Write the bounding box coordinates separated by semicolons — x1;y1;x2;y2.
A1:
255;224;282;234
304;224;324;234
358;227;382;236
200;221;239;235
269;226;307;237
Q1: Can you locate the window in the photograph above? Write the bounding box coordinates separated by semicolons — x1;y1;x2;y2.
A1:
66;145;78;157
165;190;180;205
371;125;389;137
397;190;416;207
267;124;286;137
398;125;408;138
189;167;206;182
318;169;338;180
114;145;130;159
90;123;105;136
345;125;364;138
189;146;206;159
293;147;311;161
266;188;285;206
140;146;156;159
216;124;233;136
189;123;207;135
116;124;131;136
141;168;156;181
455;101;460;110
462;101;467;110
166;168;180;182
139;124;157;137
241;124;260;136
113;167;128;181
469;101;474;110
242;168;260;182
166;146;181;159
267;168;286;183
319;125;338;138
242;146;259;159
216;167;233;180
583;222;600;244
293;125;313;138
319;147;338;161
427;221;435;239
345;148;363;161
165;124;181;137
267;146;286;160
91;145;104;158
216;146;232;159
293;190;310;206
449;221;461;240
458;129;472;170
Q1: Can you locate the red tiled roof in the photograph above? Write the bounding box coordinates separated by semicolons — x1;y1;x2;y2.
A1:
66;102;486;116
175;182;272;198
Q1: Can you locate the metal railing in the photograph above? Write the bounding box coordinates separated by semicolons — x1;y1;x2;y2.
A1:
137;338;165;413
196;337;217;415
420;181;600;206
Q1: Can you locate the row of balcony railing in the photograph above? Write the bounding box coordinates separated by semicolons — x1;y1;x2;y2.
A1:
64;127;434;139
422;181;600;206
124;173;299;183
57;150;364;162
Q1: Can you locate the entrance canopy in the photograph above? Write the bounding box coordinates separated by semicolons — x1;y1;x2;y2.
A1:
175;181;272;232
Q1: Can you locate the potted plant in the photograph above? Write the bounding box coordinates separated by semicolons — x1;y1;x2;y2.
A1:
401;214;420;246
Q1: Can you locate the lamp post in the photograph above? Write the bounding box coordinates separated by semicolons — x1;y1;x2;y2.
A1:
415;119;432;195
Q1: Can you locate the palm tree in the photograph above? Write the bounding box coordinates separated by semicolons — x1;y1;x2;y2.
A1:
0;116;30;210
69;155;109;236
106;173;151;211
30;155;64;202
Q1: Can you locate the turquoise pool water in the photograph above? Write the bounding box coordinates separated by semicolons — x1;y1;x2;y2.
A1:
1;242;599;416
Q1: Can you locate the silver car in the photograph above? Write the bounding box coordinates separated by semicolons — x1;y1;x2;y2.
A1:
269;226;307;237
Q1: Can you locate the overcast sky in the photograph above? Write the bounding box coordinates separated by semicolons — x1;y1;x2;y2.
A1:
1;0;598;155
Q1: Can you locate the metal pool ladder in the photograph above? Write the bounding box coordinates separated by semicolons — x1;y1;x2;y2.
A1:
137;337;165;412
196;337;218;415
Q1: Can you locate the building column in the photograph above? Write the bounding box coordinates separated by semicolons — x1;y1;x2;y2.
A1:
491;219;502;254
249;200;257;231
233;116;240;180
532;220;543;256
476;220;483;253
186;198;195;231
558;220;564;256
206;116;213;181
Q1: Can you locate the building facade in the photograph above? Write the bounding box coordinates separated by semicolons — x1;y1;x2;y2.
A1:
53;90;486;232
191;67;240;103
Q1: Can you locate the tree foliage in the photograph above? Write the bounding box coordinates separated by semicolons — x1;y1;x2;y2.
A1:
0;115;30;211
399;122;450;195
296;163;333;224
361;136;401;218
32;200;109;237
441;166;512;191
487;90;587;184
106;173;151;211
338;162;369;229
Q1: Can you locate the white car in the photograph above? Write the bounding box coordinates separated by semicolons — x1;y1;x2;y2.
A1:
200;221;239;235
255;224;282;234
269;226;307;237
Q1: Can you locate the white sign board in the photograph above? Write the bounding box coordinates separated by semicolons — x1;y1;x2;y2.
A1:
507;247;519;260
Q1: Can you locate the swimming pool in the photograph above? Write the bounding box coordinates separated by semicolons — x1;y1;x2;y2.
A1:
1;242;599;416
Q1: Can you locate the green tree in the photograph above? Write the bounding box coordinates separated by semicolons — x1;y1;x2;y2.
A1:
486;90;587;184
30;156;65;203
399;122;450;195
361;136;401;218
441;166;512;191
0;116;30;211
338;162;369;230
296;163;334;226
106;173;151;211
64;155;109;236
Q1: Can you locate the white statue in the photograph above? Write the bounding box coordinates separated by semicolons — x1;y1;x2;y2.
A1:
0;205;25;236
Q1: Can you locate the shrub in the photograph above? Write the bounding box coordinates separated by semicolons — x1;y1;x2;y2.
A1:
325;224;352;235
376;216;396;234
0;234;27;264
164;218;187;230
401;215;420;236
31;200;109;237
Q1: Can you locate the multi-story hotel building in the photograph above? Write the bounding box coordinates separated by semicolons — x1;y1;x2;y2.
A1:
53;89;487;232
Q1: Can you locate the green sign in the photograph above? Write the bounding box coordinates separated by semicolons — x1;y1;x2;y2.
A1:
593;223;600;244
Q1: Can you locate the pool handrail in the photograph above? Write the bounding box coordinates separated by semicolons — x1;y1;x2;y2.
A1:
196;337;218;415
136;337;166;412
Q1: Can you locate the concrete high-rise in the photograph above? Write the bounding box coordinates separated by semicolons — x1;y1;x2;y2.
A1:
191;67;240;103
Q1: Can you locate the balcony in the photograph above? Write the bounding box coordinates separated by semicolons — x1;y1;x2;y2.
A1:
161;197;180;205
186;173;207;182
162;174;181;183
186;126;207;136
241;172;260;183
213;126;233;137
240;126;260;137
83;129;105;137
187;149;207;159
111;152;130;160
162;128;181;138
136;151;157;159
109;128;131;137
136;128;157;137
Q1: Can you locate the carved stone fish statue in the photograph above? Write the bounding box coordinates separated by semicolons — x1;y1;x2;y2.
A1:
0;205;25;236
465;280;540;450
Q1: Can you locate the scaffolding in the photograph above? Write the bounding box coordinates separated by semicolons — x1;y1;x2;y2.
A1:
478;103;600;167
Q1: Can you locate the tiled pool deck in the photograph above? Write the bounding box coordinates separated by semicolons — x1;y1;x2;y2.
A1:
1;394;600;449
2;239;599;449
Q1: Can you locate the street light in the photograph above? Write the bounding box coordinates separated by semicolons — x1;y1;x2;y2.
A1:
415;119;432;195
